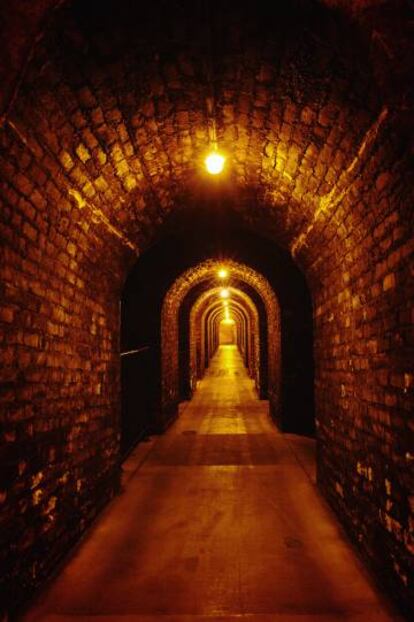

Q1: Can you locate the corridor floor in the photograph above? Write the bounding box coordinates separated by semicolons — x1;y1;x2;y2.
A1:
22;346;402;622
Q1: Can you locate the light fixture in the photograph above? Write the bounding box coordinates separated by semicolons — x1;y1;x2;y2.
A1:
218;268;228;279
220;288;230;299
204;16;227;177
205;151;225;175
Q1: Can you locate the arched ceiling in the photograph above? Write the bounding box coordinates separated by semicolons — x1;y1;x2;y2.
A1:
0;0;412;284
191;286;259;327
162;259;278;316
161;258;279;406
1;0;411;120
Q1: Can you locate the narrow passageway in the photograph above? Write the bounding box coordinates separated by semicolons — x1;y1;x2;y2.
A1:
23;347;401;622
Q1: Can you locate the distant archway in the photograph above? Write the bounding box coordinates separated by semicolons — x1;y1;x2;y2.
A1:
161;259;281;425
189;286;260;393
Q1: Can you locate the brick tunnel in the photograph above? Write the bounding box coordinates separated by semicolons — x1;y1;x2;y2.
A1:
0;0;413;620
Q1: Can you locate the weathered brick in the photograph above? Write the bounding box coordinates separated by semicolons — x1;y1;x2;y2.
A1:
383;273;397;291
0;1;412;619
75;143;91;163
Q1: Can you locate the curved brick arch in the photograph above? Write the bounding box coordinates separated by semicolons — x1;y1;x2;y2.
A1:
210;305;248;351
204;303;247;361
206;303;254;378
162;259;280;423
205;300;253;370
2;0;411;124
190;286;260;391
0;1;412;615
0;0;392;277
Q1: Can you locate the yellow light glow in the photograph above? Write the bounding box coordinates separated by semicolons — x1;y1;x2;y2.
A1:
218;268;228;279
205;151;225;175
220;288;230;299
222;300;229;307
222;318;235;325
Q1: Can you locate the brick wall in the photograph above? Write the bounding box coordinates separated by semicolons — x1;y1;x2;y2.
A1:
189;289;260;390
296;115;413;614
0;0;412;616
161;260;280;426
0;122;131;613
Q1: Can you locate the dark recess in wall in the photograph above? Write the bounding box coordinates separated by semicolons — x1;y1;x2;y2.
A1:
121;214;314;455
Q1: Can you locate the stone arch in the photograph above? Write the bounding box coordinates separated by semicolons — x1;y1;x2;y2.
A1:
162;259;280;424
189;286;260;391
205;300;252;369
0;0;412;614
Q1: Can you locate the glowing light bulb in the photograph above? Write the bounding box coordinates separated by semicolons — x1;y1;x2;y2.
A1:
218;268;228;279
220;288;230;299
205;151;225;175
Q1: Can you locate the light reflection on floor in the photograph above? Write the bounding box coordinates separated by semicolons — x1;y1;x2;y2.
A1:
22;346;402;622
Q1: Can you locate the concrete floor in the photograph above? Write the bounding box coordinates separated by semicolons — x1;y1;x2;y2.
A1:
22;346;403;622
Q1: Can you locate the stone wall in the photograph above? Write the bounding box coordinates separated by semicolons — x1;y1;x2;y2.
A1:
0;122;127;613
161;260;281;426
0;0;412;616
302;117;413;614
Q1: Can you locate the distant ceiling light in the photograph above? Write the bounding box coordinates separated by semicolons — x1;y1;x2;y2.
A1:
218;268;228;279
205;151;225;175
220;288;230;299
222;318;235;325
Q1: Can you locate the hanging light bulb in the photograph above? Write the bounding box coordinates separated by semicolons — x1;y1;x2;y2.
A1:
205;150;225;175
220;288;230;299
217;268;228;279
204;22;226;177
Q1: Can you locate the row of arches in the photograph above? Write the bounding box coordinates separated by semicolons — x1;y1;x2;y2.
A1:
161;259;281;423
121;243;315;459
190;286;260;385
0;0;411;615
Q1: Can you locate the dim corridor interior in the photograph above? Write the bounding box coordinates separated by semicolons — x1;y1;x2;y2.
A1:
22;346;402;622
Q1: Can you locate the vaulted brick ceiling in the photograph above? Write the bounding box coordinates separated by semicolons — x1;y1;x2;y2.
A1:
1;0;413;294
1;3;413;613
1;0;411;285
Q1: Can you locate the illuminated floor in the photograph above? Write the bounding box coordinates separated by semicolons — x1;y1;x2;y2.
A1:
22;346;402;622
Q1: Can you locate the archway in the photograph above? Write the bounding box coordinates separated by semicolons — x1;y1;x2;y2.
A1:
189;286;261;392
161;259;281;427
0;0;411;615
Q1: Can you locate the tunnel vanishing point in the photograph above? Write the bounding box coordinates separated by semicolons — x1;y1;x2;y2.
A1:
0;0;413;620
